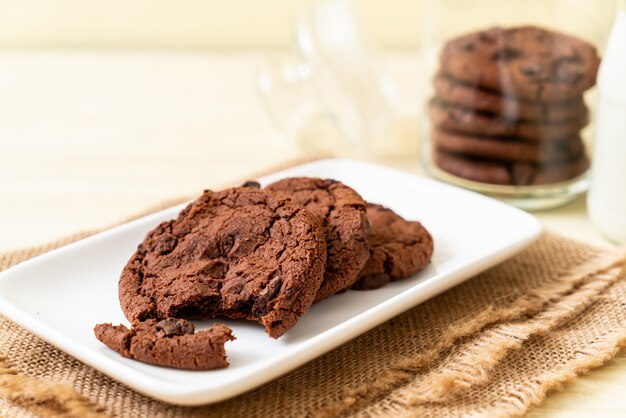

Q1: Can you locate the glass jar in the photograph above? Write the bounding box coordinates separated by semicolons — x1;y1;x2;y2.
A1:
419;0;618;210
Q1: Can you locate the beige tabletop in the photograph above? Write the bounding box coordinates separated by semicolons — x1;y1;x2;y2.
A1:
0;50;623;416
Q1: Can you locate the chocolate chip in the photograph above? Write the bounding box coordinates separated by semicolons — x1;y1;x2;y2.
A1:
156;318;194;337
493;47;523;61
220;234;235;256
552;57;585;85
521;62;545;82
252;274;283;317
153;234;177;255
352;273;391;291
478;31;497;44
511;163;536;186
241;181;260;188
460;42;475;52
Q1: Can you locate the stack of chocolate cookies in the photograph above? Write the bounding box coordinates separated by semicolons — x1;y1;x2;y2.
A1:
429;26;600;186
95;178;434;370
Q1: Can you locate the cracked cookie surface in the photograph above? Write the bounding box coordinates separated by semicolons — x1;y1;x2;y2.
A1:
439;26;600;102
94;319;234;370
266;178;369;301
118;185;327;338
352;204;434;290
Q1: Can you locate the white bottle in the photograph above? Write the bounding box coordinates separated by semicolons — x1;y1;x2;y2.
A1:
588;6;626;244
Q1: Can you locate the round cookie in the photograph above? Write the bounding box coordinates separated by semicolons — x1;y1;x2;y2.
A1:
352;204;434;291
433;129;585;163
433;149;589;186
429;99;588;141
433;73;588;121
94;319;234;370
266;177;369;302
439;26;600;102
119;185;327;339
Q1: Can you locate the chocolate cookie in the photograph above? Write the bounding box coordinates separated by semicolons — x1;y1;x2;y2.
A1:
439;26;600;102
429;100;588;141
433;73;588;121
433;129;585;163
94;319;234;370
266;177;369;301
433;149;589;186
352;204;434;291
119;186;327;339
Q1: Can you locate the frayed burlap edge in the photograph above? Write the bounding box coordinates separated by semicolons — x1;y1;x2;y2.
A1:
312;249;626;418
352;265;626;418
0;357;108;418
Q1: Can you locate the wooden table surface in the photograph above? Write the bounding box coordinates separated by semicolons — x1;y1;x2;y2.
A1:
1;50;624;416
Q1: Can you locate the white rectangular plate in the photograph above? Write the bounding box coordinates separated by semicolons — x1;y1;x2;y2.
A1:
0;159;541;406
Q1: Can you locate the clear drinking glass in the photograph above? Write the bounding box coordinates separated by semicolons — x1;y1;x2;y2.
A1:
420;0;618;210
257;0;411;156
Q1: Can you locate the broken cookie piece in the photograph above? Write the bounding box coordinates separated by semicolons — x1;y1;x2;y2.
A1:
94;319;234;370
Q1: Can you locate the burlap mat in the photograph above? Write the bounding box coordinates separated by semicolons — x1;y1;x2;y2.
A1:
1;160;625;417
